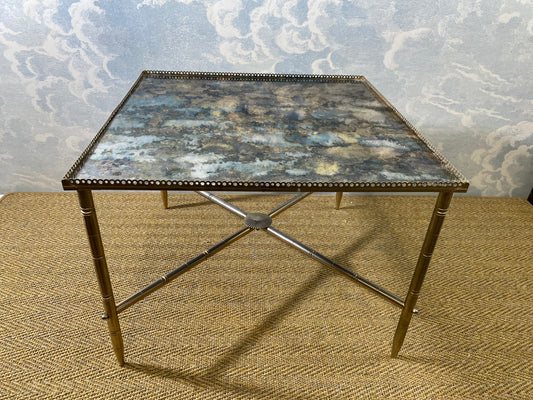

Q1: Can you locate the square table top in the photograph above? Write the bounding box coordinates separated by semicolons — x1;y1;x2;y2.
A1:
62;71;468;193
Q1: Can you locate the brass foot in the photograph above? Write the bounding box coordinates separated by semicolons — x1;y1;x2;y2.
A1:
161;190;168;209
335;192;343;210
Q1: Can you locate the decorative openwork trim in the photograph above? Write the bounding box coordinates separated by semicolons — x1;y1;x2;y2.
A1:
62;70;469;193
361;78;469;188
143;70;365;82
62;177;468;192
63;72;146;190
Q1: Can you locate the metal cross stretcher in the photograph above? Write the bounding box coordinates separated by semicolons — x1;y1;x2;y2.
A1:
77;188;454;366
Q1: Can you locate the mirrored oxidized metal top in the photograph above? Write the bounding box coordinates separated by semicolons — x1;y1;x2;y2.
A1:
63;71;468;192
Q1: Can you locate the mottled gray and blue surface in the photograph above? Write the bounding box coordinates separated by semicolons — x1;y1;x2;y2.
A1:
74;74;461;186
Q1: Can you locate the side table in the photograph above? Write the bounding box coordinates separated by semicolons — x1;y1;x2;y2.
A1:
63;71;469;365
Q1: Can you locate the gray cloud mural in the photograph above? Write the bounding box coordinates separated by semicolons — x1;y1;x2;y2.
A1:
1;0;532;197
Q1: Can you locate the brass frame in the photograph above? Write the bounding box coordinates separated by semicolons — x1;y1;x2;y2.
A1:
76;188;455;365
66;70;469;366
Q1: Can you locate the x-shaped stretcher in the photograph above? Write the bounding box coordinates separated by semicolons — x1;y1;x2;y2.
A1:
78;189;454;366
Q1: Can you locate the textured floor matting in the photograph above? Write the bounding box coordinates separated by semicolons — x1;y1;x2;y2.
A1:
0;192;532;399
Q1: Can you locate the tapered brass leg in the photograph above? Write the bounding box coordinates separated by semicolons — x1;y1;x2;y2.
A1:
77;190;125;366
391;191;454;357
335;192;343;210
161;190;168;209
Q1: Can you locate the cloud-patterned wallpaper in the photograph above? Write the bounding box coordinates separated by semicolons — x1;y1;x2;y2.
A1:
1;0;531;197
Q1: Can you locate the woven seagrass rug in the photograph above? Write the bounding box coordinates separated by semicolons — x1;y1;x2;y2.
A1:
0;192;532;399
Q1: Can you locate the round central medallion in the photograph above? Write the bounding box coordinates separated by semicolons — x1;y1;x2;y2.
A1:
244;213;272;230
